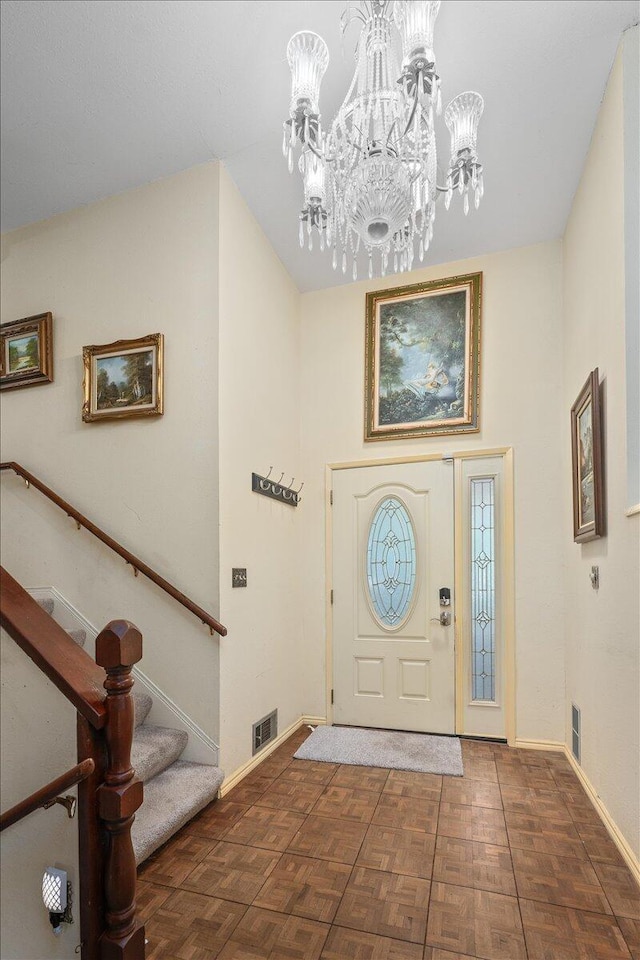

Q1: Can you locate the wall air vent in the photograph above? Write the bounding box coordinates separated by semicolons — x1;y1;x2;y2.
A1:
571;703;581;763
252;709;278;755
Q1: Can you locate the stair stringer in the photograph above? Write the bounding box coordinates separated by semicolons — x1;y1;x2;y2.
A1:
26;586;220;766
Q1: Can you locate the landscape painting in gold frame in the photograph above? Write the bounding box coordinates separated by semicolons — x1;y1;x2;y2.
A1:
365;272;482;441
0;312;53;391
82;333;164;423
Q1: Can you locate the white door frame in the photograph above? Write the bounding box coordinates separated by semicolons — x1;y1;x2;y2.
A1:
325;447;516;745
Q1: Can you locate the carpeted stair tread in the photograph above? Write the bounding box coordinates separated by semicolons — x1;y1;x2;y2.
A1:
132;760;224;865
66;628;86;648
37;598;55;615
131;724;188;783
133;689;153;728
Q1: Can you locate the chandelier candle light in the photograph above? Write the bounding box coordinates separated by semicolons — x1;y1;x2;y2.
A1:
283;0;484;279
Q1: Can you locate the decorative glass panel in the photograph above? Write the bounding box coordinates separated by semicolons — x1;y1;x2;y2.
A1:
366;497;417;628
470;478;496;701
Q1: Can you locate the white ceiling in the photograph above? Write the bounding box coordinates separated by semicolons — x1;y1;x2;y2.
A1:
1;0;638;292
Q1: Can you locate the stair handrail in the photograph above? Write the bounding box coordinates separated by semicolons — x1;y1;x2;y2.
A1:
0;567;145;958
1;461;227;637
0;759;95;831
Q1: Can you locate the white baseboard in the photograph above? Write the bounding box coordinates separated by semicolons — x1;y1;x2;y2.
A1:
563;747;640;885
516;737;640;883
220;715;329;797
514;738;565;752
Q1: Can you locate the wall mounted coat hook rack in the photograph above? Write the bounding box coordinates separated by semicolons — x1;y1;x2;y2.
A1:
252;470;301;507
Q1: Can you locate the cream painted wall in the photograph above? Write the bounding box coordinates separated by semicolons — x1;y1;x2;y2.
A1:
217;167;304;776
0;163;222;738
0;629;79;960
299;241;566;743
563;42;640;858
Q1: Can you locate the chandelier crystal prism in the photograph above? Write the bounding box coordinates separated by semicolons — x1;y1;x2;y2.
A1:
283;0;484;279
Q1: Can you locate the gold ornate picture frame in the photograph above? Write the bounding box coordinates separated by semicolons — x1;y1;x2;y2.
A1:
82;333;164;423
0;312;53;391
571;368;605;543
365;272;482;441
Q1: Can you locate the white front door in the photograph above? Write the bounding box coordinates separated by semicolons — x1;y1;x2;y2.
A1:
332;460;455;734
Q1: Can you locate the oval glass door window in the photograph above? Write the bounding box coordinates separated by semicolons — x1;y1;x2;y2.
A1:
366;497;417;629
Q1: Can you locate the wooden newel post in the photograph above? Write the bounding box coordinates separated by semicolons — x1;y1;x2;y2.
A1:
95;620;145;960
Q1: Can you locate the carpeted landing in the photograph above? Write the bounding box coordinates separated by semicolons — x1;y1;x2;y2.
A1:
294;725;464;776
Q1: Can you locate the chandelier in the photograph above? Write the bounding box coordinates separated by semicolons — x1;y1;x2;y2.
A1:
283;0;484;279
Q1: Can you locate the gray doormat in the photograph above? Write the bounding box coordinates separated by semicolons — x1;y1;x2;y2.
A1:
294;725;463;776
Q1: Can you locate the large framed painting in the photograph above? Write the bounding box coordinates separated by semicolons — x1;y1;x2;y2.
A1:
571;368;605;543
365;272;482;441
82;333;164;422
0;312;53;391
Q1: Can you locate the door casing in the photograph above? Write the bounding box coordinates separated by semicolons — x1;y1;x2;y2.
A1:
325;448;516;744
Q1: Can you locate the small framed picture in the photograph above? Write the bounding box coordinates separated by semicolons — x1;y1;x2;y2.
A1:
82;333;164;422
570;368;605;543
364;272;482;441
0;313;53;391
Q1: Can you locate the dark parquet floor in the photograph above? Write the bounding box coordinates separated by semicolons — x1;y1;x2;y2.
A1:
137;727;640;959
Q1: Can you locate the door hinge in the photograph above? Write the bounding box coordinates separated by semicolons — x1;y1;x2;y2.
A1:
331;689;334;705
330;589;334;605
330;490;333;505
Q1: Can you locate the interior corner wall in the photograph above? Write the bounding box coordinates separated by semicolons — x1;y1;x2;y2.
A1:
562;40;640;859
299;240;566;745
217;165;303;777
0;162;222;741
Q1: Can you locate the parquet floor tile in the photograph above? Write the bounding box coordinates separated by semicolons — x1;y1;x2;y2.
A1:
372;794;439;833
135;879;172;923
423;948;481;960
217;906;330;960
496;761;556;788
182;841;282;904
253;853;351;922
504;810;589;860
321;926;423;958
441;777;502;809
425;881;526;959
437;801;508;845
461;739;499;760
254;777;324;814
575;821;627;865
617;917;640;959
592;862;640;919
144;888;247;959
383;769;442;801
511;847;612;913
185;799;252;841
432;835;517;896
287;813;368;864
356;824;436;879
519;898;633;959
328;764;389;792
563;789;604;825
279;759;339;785
461;758;498;782
136;728;635;960
334;867;430;943
311;785;380;823
499;783;572;821
227;782;272;806
251;755;294;779
223;805;306;851
138;833;217;887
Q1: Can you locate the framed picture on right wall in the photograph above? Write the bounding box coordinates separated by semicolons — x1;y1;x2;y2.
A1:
571;368;605;543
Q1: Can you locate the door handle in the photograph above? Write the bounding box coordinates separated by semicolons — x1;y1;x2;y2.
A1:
430;612;451;626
